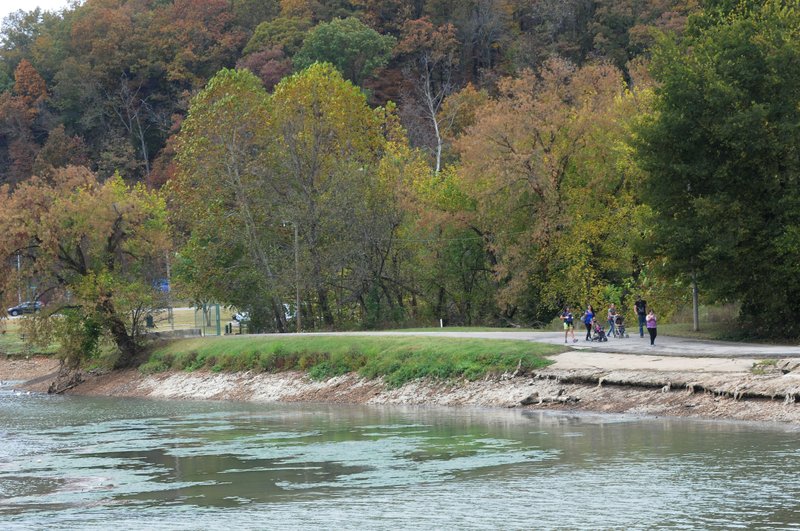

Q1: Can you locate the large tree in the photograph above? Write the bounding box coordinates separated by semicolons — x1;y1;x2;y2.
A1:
635;0;800;336
171;64;398;330
0;167;170;369
264;62;390;327
169;68;289;331
456;59;635;322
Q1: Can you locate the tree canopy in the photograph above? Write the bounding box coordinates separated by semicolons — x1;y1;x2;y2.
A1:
0;167;170;367
293;17;396;85
635;0;800;335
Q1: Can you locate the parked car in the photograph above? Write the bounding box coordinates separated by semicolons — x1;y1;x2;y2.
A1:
7;301;42;316
232;312;250;323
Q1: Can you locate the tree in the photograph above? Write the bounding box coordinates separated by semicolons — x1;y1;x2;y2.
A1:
236;47;293;90
169;68;289;331
454;0;513;83
232;0;281;31
266;63;388;326
32;124;89;175
171;64;405;330
456;59;630;322
12;58;47;115
588;0;694;78
149;0;247;89
0;8;46;71
0;167;170;369
293;17;396;86
353;0;419;34
634;0;800;337
396;17;460;173
0;59;52;184
243;16;312;56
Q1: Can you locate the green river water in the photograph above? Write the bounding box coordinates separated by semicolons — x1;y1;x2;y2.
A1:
1;382;799;530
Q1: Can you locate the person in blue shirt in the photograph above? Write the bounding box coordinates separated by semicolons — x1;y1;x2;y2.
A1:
560;307;578;344
581;304;595;341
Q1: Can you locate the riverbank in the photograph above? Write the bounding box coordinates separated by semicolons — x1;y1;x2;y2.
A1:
6;332;800;424
0;355;60;381
8;349;800;424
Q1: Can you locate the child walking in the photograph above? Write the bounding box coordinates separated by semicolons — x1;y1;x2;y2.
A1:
560;307;578;344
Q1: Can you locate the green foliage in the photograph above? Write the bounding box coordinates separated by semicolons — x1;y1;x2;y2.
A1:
635;0;800;337
456;60;646;324
244;16;311;55
52;310;104;369
0;167;171;368
293;17;396;85
144;335;559;387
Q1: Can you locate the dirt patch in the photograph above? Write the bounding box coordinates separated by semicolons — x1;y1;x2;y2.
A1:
0;355;60;382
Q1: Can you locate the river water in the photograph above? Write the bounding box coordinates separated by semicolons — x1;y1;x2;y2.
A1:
1;383;799;530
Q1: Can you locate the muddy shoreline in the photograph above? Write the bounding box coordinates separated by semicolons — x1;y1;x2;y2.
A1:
7;355;800;424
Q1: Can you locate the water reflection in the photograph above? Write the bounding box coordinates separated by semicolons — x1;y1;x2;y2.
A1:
1;387;799;529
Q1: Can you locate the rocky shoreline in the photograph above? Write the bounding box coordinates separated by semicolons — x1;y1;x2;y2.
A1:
8;354;800;424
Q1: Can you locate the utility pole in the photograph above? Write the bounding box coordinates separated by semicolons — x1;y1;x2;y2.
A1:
16;253;21;304
166;251;174;330
293;221;301;333
692;271;699;332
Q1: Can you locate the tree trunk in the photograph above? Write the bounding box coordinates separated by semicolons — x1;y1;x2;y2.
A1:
107;314;138;369
436;285;446;325
272;297;287;333
318;287;334;327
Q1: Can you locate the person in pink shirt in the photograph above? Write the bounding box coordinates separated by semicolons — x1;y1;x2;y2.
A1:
646;309;657;346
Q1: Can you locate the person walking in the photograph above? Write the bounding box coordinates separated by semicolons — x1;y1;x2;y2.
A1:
634;295;647;338
560;307;578;344
646;309;657;346
581;305;594;341
607;303;617;338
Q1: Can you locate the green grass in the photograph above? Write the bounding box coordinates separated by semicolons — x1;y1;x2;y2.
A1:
658;322;749;341
0;319;59;356
751;359;777;375
142;335;562;387
391;326;546;333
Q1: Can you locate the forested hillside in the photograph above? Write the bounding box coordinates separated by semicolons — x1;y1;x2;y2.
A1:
1;0;798;355
0;0;694;187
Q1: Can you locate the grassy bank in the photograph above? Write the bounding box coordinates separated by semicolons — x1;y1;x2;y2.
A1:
142;335;562;387
0;319;59;357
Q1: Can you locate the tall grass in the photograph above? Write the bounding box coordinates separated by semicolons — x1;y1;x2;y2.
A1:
142;335;561;387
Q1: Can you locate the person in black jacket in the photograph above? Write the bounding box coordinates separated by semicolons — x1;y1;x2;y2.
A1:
634;296;647;338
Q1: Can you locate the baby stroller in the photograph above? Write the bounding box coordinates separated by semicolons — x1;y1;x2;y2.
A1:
591;320;608;342
611;315;628;338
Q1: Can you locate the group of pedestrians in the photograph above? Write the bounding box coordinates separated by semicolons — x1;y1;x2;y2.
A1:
559;295;658;346
559;305;599;343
